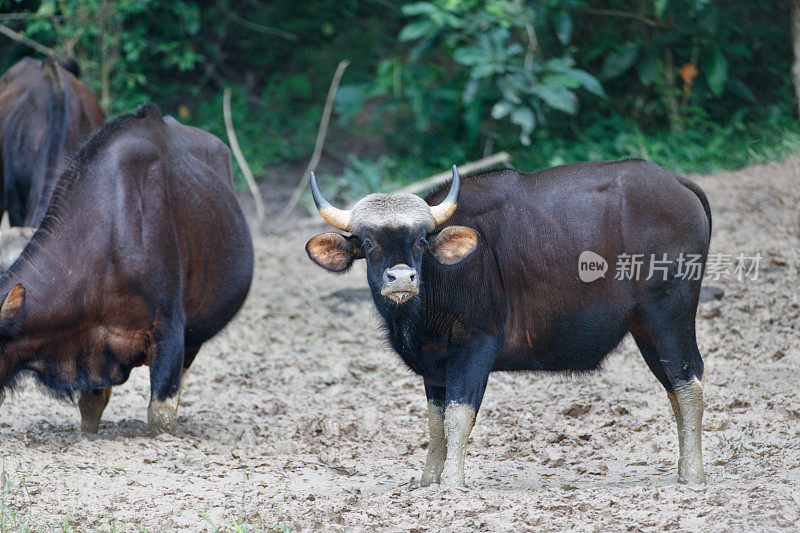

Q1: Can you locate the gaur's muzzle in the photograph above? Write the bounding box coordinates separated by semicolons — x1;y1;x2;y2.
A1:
381;264;418;303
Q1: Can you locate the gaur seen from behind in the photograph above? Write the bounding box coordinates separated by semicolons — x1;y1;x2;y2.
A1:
0;104;254;434
0;57;104;228
306;160;711;487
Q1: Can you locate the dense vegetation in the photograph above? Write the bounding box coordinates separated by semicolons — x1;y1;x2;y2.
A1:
1;0;798;202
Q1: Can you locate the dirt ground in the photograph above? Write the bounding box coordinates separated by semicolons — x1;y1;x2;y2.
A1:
0;157;798;532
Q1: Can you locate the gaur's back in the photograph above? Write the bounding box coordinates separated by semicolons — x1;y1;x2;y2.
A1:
424;160;710;371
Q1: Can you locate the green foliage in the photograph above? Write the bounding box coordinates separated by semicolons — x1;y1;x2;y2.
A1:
375;0;604;145
14;0;204;113
513;103;800;175
0;0;796;198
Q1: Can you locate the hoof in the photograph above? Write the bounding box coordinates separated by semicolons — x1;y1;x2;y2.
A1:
415;473;439;488
678;470;707;485
78;388;111;435
147;399;178;435
80;420;100;434
439;469;465;488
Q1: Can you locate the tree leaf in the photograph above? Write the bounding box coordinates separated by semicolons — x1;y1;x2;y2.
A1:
491;101;515;119
36;1;57;17
637;58;662;86
554;11;572;46
601;42;639;80
543;74;581;90
401;2;439;16
334;84;367;123
462;79;480;104
470;62;502;79
729;79;756;103
654;0;670;18
567;69;606;97
510;106;536;145
453;46;488;66
399;20;434;42
531;84;578;114
706;47;728;97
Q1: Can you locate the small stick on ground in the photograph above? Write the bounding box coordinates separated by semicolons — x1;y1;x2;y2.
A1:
397;152;511;195
223;87;266;223
272;60;350;231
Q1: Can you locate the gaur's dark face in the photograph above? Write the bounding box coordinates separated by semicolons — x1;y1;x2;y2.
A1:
307;192;479;306
359;223;428;304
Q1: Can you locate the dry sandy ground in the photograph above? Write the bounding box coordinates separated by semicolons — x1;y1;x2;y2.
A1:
0;158;798;532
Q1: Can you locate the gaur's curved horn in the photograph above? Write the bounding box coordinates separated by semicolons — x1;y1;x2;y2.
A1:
310;171;352;231
430;165;461;226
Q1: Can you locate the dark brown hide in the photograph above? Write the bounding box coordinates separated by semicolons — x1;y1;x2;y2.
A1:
0;105;254;416
0;57;105;226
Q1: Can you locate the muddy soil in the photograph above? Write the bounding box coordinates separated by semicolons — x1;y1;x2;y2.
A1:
0;158;798;531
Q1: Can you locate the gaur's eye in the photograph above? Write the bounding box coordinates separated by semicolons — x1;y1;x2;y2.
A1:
363;238;375;251
417;237;429;248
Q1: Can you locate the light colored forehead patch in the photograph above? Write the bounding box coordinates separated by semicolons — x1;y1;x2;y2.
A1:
350;193;435;233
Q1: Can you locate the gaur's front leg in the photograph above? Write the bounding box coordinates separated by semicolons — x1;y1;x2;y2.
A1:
78;387;112;433
147;330;185;434
439;334;502;487
420;381;446;486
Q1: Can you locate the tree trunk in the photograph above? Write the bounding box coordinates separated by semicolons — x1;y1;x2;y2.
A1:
664;48;683;133
791;0;800;121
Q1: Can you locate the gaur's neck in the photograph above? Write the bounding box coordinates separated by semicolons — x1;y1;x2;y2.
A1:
377;295;424;357
0;229;86;334
372;280;443;373
0;231;90;392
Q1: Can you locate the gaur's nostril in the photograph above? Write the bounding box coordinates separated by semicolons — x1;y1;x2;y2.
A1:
384;266;418;287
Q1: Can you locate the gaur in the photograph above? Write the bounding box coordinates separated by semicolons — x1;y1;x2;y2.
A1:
0;57;104;228
0;104;254;434
306;160;711;487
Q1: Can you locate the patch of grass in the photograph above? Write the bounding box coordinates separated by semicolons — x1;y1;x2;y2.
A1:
0;468;77;532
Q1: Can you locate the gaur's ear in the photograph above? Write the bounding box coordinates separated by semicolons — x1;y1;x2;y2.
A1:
306;233;364;272
428;226;478;266
0;283;26;335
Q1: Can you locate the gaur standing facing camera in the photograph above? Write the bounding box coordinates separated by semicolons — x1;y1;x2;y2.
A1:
306;159;711;487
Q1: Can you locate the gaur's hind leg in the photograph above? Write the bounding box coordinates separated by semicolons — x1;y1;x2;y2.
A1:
439;334;502;487
147;331;185;434
668;377;705;484
632;301;706;484
78;387;112;433
419;381;446;486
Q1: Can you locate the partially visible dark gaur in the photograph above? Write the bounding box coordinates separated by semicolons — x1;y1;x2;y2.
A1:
307;160;711;487
0;57;104;228
0;104;254;434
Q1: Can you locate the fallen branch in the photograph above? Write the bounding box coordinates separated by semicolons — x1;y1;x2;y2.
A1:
0;24;57;57
272;60;350;230
223;87;266;222
397;152;511;195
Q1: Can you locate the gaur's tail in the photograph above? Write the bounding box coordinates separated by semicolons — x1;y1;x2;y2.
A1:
678;176;712;242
